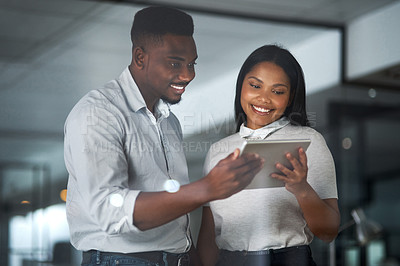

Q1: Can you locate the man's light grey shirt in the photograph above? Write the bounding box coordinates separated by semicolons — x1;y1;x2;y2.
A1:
64;67;191;253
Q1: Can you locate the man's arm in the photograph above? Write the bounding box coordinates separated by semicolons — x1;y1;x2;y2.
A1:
133;149;263;230
66;102;262;233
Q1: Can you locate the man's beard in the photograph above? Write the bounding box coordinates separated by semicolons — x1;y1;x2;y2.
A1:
161;95;182;105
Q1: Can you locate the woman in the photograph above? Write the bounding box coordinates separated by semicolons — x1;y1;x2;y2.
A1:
197;44;340;266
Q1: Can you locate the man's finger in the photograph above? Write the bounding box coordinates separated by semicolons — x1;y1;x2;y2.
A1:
234;153;261;167
232;156;264;177
232;148;240;159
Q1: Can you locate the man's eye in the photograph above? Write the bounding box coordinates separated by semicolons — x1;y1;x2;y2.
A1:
170;62;181;68
188;62;197;68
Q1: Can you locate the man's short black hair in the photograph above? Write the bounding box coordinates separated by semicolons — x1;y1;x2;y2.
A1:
131;6;194;48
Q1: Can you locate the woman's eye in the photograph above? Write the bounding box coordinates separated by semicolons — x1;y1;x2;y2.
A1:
250;84;260;89
273;90;285;95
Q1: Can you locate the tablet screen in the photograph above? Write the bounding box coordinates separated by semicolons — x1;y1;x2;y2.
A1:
240;139;311;189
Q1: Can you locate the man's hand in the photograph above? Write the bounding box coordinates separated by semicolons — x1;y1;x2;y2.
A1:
201;149;264;201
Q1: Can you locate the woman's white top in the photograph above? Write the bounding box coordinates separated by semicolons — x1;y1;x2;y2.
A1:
203;119;337;251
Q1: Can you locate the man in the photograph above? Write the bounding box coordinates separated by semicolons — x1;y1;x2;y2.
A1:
64;6;263;266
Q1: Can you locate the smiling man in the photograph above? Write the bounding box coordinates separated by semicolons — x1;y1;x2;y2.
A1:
64;6;263;266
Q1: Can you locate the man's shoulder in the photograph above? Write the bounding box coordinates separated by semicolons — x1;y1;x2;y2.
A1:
77;76;126;108
65;80;124;125
70;89;112;113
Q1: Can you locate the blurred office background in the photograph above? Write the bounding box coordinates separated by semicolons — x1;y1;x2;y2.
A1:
1;0;400;265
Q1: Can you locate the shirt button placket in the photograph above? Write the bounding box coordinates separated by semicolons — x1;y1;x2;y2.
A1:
159;124;172;176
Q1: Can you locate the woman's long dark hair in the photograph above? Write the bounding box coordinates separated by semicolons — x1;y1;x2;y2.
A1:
234;44;309;132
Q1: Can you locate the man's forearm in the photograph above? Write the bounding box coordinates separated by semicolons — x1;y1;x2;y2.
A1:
133;179;209;230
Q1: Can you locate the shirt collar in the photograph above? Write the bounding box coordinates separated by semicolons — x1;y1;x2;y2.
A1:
154;99;170;120
239;117;290;140
118;67;170;120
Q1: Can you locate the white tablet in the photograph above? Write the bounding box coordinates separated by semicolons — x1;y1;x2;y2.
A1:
240;139;311;189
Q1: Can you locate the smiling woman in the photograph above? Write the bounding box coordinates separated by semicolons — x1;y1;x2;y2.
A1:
197;45;340;266
234;45;309;132
240;61;291;130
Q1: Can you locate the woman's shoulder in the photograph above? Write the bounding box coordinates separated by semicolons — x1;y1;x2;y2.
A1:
206;133;243;159
272;124;324;141
209;133;243;152
280;125;333;156
203;133;244;173
213;132;242;144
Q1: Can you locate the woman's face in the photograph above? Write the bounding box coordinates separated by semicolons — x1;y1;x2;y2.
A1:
240;61;291;130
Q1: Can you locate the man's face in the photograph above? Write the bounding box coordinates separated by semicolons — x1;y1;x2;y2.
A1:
142;34;198;105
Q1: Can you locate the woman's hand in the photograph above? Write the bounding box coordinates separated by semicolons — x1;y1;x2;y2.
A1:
270;147;309;195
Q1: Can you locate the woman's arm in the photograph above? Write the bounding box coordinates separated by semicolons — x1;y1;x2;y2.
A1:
197;206;219;266
271;148;340;243
294;189;340;242
188;235;203;266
